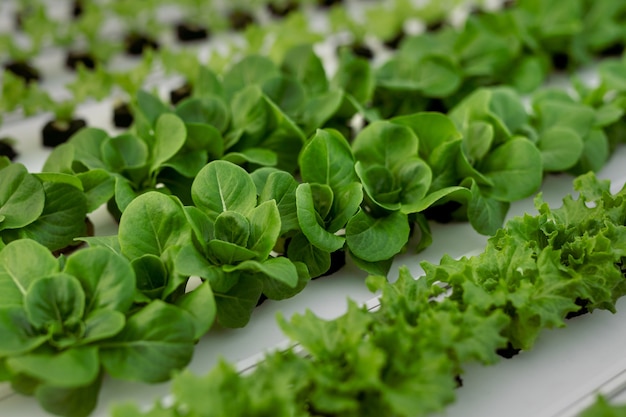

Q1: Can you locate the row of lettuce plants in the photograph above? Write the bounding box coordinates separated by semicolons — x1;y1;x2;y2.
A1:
2;0;475;75
3;0;626;140
1;0;473;100
0;0;485;153
2;47;626;415
2;0;626;416
106;171;626;417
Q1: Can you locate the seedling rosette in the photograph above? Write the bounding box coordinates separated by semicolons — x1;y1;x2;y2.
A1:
0;240;197;417
0;158;89;253
175;160;308;328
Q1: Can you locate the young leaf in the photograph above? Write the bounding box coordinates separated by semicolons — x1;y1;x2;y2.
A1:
175;280;216;340
176;97;230;134
286;232;332;278
256;169;299;235
466;179;510;235
63;247;136;314
151;113;187;172
66;127;110;171
569;129;610;175
391;112;463;161
260;260;310;301
208;240;258;265
0;306;48;356
536;126;584;171
100;300;195;382
224;256;298;289
345;209;410;262
247;200;281;259
75;169;116;213
136;90;170;127
0;162;45;231
192;160;257;221
299;128;357;189
102;134;150;172
281;44;329;96
24;273;85;332
262;75;307;120
479;137;543;201
14;180;87;251
295;183;345;253
118;192;191;259
131;254;168;300
352;121;419;168
214;211;250;247
222;55;281;100
80;309;126;345
214;277;263;328
7;347;99;387
0;239;59;306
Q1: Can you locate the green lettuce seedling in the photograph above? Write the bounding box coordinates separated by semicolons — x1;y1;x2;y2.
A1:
0;239;196;417
0;158;88;252
175;160;307;328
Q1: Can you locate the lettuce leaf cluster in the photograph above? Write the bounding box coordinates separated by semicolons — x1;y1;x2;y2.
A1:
111;172;626;417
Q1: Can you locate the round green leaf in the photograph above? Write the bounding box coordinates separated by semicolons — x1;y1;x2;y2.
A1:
214;211;250;247
214;277;263;328
191;160;257;220
176;98;230;133
0;239;59;306
101;134;149;172
417;54;462;97
346;209;410;262
223;55;281;100
151;113;187;171
391;112;462;160
24;273;85;330
537;127;584;171
299;129;357;188
7;347;99;387
100;300;195;383
286;232;331;278
17;181;88;252
397;158;433;212
262;75;307;118
0;163;45;231
353;121;419;168
247;200;281;258
63;247;136;314
119;192;191;259
480;137;543;201
175;280;216;340
0;306;48;356
80;310;125;344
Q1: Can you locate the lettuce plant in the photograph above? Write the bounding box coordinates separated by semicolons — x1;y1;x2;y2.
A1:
175;160;308;328
529;88;607;174
290;129;362;277
0;239;197;417
111;171;626;417
579;395;626;417
445;86;543;233
0;158;88;252
44;97;221;217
